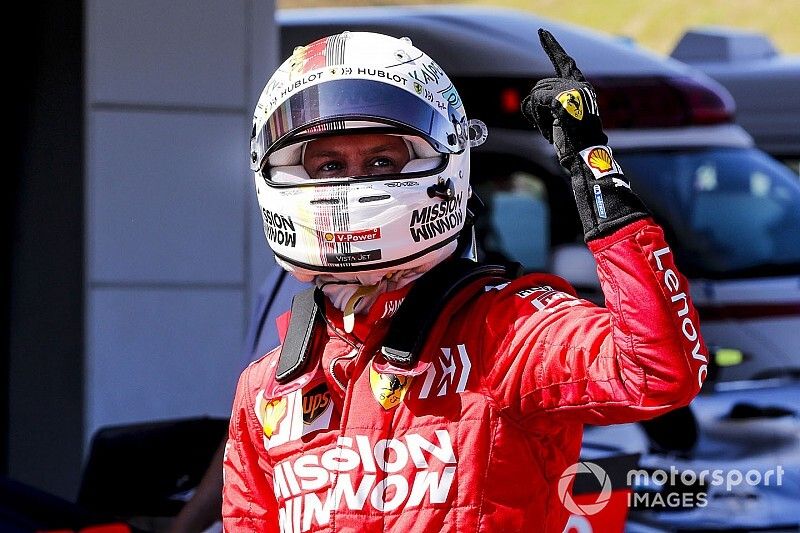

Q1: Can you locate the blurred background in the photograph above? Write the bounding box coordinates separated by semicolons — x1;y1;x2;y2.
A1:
5;1;799;531
282;0;800;55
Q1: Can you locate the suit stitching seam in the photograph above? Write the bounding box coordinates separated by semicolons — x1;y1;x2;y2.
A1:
475;414;498;532
237;364;259;520
626;234;649;398
597;238;646;402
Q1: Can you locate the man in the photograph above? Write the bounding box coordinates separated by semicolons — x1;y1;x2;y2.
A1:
223;30;707;532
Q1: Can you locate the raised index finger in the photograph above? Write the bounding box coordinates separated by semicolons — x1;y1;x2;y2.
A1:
538;28;586;82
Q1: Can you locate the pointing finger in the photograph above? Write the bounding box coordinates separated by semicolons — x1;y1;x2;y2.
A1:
538;28;586;82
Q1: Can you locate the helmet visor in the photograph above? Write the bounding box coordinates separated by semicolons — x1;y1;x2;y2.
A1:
252;79;466;171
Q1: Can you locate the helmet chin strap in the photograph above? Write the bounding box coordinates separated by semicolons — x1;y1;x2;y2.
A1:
319;269;421;333
342;284;381;333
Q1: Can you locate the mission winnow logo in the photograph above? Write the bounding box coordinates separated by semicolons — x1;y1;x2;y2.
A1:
409;192;463;242
262;208;297;247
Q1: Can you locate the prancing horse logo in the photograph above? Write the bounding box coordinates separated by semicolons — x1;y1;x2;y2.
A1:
369;368;412;409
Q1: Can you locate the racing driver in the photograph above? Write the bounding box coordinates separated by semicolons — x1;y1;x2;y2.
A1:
223;29;708;532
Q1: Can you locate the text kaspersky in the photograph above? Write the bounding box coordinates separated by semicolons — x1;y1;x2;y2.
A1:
274;430;456;533
653;246;708;388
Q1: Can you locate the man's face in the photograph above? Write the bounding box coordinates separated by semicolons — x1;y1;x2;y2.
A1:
303;134;410;179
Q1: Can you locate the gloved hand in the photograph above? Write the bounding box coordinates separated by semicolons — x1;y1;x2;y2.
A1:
522;28;648;241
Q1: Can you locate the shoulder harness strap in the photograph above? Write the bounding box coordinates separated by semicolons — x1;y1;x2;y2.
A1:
275;287;324;383
275;259;522;383
381;258;521;368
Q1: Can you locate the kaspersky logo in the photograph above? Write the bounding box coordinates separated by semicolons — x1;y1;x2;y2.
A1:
558;461;613;516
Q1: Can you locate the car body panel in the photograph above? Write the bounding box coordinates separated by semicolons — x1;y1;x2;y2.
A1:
279;6;707;78
671;28;800;160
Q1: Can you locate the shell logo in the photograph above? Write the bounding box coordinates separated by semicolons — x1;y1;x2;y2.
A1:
258;397;288;438
324;232;335;242
587;147;613;172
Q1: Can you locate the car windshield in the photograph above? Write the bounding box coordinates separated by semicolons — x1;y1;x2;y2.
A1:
618;148;800;279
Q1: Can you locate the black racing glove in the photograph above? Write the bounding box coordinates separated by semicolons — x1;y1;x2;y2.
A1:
522;28;649;241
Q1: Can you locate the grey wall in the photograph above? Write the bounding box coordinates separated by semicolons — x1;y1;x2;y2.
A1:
84;0;277;463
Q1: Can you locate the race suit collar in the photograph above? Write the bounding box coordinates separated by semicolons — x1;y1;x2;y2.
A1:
322;283;413;343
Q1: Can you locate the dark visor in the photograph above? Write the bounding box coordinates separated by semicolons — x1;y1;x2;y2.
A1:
252;79;464;171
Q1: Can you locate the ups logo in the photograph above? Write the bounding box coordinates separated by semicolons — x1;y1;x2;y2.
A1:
302;383;331;424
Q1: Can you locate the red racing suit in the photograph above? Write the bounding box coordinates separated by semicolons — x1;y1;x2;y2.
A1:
222;218;707;532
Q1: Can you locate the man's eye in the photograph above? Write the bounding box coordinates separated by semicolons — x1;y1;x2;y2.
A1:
370;157;396;168
318;161;343;172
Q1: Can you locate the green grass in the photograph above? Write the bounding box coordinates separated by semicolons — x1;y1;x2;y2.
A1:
278;0;800;55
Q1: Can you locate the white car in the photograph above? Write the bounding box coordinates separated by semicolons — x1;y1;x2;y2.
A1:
279;5;800;384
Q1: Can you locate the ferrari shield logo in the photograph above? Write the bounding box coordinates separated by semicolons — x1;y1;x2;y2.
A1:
557;89;584;120
369;368;412;410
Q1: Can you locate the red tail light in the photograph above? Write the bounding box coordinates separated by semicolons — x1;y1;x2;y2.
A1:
671;76;736;125
591;76;735;129
454;75;734;130
500;87;522;115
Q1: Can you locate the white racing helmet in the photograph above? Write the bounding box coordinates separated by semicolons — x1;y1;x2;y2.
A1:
251;31;487;277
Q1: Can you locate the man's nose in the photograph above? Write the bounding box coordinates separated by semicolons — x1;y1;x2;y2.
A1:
351;163;370;176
